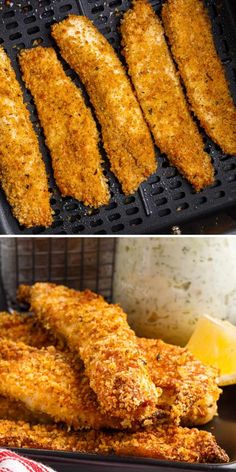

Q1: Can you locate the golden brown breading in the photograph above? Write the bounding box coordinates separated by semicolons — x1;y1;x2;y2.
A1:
19;47;109;208
0;311;52;348
121;0;214;192
0;339;163;430
0;420;229;463
0;396;53;424
20;283;161;426
0;339;126;430
17;284;35;304
0;420;79;451
0;47;52;227
139;338;220;426
51;16;157;195
162;0;236;155
0;310;69;353
12;294;220;426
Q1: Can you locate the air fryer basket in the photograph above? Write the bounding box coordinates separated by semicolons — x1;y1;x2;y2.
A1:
0;237;116;309
0;0;235;234
0;237;236;471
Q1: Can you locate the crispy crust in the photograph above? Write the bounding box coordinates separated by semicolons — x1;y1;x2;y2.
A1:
0;339;124;430
0;47;52;227
21;283;161;425
0;420;229;463
16;285;220;426
139;338;220;426
0;420;79;451
121;0;214;191
162;0;236;155
17;284;44;305
19;47;109;208
0;311;52;348
51;16;156;195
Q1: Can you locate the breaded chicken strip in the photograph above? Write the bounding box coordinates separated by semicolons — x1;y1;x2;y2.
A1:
0;47;52;227
0;310;69;353
0;315;83;425
19;47;109;208
121;0;214;191
162;0;236;155
17;284;33;305
0;420;229;463
0;339;163;430
18;283;161;426
51;16;156;195
10;297;220;427
139;338;220;426
0;420;79;451
0;311;52;348
0;339;126;430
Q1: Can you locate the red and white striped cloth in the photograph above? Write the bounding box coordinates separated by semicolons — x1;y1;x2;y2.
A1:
0;450;56;472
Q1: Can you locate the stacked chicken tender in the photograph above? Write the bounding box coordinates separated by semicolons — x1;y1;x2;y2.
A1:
0;283;229;463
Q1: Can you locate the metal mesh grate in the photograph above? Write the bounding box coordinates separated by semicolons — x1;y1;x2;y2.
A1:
0;237;116;309
0;0;235;234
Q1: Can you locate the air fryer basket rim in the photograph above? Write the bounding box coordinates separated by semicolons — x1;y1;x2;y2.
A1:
0;0;235;234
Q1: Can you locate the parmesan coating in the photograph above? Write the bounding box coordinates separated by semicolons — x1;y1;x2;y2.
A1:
51;16;157;195
19;47;109;208
0;339;125;430
121;0;214;192
0;420;229;463
22;283;161;425
162;0;236;155
0;47;52;227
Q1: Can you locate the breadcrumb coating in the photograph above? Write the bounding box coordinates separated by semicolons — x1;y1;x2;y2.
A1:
0;420;229;463
0;339;124;430
51;16;157;195
0;338;161;430
17;285;33;304
121;0;214;191
21;283;161;425
19;47;109;208
1;322;219;426
162;0;236;155
0;311;52;348
138;338;220;426
0;420;79;451
17;284;220;426
0;47;52;227
12;293;220;426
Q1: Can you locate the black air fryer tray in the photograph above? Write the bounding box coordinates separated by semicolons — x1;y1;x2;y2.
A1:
0;0;235;235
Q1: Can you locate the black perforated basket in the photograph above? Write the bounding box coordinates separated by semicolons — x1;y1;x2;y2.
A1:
0;0;235;234
0;237;116;308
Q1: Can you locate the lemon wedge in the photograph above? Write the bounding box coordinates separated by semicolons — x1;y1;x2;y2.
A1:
186;315;236;386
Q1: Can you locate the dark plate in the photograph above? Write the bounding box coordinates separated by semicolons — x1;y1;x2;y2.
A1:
0;0;235;234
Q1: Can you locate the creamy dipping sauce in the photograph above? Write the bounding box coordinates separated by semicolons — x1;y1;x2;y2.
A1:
113;237;236;345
